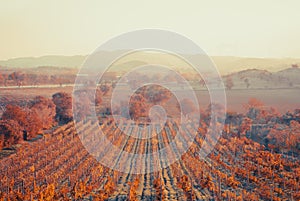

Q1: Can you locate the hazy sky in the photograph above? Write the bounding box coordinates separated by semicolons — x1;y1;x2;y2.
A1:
1;0;300;60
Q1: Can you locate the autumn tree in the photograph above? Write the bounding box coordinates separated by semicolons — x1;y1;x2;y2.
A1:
2;105;27;125
52;92;73;124
0;120;23;148
244;98;264;120
0;73;5;85
24;108;43;138
129;94;147;120
287;120;300;152
141;85;171;105
2;104;43;139
8;71;25;87
2;105;30;137
225;77;234;90
30;96;56;129
268;120;300;153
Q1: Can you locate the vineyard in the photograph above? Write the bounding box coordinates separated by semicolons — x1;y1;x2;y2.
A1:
0;119;299;200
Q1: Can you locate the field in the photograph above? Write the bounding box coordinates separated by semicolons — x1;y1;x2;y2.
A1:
1;87;300;113
0;82;300;200
0;118;299;200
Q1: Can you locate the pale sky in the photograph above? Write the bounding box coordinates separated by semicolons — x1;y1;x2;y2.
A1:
1;0;300;60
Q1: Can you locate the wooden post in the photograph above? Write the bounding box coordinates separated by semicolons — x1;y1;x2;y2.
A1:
191;177;194;201
160;173;163;201
22;179;25;195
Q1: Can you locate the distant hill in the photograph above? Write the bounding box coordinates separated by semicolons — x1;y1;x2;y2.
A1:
0;55;86;69
212;56;300;74
1;54;300;75
224;66;300;89
276;67;300;85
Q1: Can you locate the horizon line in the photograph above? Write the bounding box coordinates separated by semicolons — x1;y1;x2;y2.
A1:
1;53;300;61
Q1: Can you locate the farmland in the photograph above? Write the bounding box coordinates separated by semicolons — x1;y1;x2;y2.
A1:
0;117;299;200
0;68;300;200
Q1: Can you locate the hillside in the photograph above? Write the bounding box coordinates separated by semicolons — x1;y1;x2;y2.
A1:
224;67;300;89
1;54;300;75
212;56;300;74
1;53;300;91
0;55;86;69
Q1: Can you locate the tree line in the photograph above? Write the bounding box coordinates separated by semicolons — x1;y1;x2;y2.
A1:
0;71;75;87
0;92;73;149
